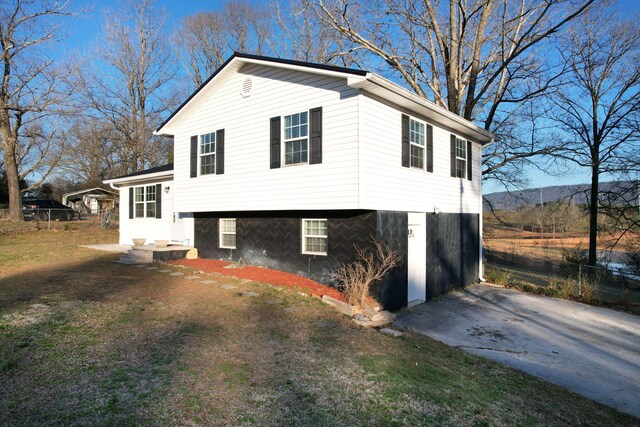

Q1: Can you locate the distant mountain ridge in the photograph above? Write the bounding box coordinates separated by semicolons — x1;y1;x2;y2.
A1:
483;181;639;211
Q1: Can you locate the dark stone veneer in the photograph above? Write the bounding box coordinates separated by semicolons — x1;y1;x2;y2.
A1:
194;210;478;311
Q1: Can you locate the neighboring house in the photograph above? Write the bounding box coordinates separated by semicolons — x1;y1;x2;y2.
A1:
105;53;495;310
62;187;118;214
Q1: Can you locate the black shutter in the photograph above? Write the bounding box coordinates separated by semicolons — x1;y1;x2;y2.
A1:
190;135;198;178
467;140;472;181
270;116;281;169
129;187;134;219
309;107;322;164
426;124;433;173
401;114;410;167
155;183;162;219
216;129;225;174
450;134;457;177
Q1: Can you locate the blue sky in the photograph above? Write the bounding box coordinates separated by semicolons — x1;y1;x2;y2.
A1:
57;0;639;193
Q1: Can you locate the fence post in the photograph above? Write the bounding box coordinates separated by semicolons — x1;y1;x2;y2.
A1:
48;209;51;230
578;264;582;296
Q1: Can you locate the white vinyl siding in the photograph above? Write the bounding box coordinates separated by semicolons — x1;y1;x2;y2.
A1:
171;64;360;213
302;219;327;255
359;95;482;213
219;218;236;248
118;180;194;246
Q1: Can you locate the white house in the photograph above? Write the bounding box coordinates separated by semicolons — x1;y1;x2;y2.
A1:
104;53;495;310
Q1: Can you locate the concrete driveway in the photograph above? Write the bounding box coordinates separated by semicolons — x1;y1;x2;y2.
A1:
394;284;640;418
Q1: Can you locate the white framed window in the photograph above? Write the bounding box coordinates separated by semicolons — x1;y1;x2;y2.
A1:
302;219;327;255
410;118;425;169
200;132;216;175
133;185;156;218
283;111;308;165
219;218;236;249
455;137;467;179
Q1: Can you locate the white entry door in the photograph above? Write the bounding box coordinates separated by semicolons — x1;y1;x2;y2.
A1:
407;212;427;306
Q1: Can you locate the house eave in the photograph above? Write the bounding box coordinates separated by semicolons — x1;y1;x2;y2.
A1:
348;75;496;144
103;171;173;187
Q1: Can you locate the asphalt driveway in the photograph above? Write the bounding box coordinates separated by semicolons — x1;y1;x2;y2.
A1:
394;284;640;418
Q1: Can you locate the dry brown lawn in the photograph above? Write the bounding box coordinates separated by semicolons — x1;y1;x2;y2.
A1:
0;221;637;426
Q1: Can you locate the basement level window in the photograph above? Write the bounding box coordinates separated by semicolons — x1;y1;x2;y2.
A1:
219;218;236;249
302;219;327;255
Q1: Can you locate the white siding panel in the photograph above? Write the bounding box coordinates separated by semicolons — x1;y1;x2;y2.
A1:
118;180;193;245
171;65;360;213
359;95;482;214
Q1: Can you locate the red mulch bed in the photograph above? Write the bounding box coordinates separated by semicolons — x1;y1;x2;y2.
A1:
168;258;344;301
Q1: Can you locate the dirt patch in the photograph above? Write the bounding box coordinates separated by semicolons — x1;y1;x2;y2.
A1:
169;258;344;301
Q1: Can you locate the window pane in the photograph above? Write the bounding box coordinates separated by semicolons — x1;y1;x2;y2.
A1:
200;132;216;155
410;119;425;146
285;139;308;165
456;159;466;179
221;234;236;248
221;219;236;233
410;145;424;169
201;154;216;175
146;202;155;218
305;237;327;253
135;187;144;202
135;203;144;218
146;185;156;202
456;138;466;159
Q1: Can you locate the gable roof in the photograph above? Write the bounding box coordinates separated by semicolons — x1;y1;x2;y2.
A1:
103;163;173;186
155;53;495;144
155;53;367;134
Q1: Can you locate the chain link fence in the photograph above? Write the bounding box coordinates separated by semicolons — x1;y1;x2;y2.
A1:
484;250;640;306
0;208;119;230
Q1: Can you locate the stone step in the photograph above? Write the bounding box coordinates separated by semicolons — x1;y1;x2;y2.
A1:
126;249;153;262
116;255;142;264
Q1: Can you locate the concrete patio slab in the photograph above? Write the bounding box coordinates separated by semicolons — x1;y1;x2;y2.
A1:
80;244;131;254
394;284;640;418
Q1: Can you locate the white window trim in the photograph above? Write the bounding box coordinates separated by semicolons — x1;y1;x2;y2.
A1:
133;185;156;219
282;110;309;167
455;137;467;179
219;218;236;249
199;131;216;176
301;218;328;256
409;117;426;171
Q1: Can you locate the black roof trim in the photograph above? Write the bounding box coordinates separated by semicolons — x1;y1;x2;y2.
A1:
109;163;173;180
155;53;368;133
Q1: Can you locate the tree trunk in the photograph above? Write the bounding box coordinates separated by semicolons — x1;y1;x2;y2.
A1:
587;163;599;266
2;133;24;221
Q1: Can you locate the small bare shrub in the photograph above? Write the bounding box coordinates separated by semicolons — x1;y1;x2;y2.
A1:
333;239;400;310
554;279;579;299
561;244;588;265
484;267;511;286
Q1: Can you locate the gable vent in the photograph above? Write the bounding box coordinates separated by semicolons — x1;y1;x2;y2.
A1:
241;77;253;97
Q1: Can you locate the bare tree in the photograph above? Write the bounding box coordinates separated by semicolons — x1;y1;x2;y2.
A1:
551;11;640;266
80;0;176;175
271;0;362;66
0;0;75;220
58;120;123;187
303;0;595;184
173;1;272;89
